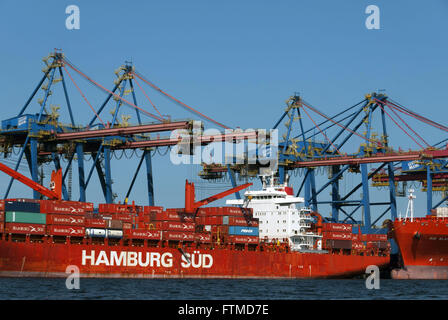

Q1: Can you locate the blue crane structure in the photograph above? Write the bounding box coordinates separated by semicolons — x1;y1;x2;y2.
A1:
0;50;260;205
200;93;448;234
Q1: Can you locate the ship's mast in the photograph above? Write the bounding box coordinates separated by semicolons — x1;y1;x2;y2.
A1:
405;189;415;222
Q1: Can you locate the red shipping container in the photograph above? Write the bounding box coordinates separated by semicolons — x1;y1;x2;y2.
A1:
123;222;132;230
143;206;164;215
85;218;107;228
211;225;229;235
366;234;387;241
162;231;195;241
155;221;195;232
248;218;259;227
47;214;85;226
194;232;212;243
0;200;4;211
137;216;151;224
322;223;352;233
47;225;85;237
227;235;259;244
0;212;3;222
325;239;352;250
40;200;89;215
227;216;252;226
0;223;3;233
5;223;45;235
125;229;161;240
110;214;133;223
201;216;223;225
352;242;364;250
154;211;194;222
322;231;352;240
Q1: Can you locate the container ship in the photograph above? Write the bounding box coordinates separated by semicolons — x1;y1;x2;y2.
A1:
0;164;390;278
390;189;448;279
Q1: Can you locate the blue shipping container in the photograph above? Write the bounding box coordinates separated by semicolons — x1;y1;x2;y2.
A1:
5;201;40;213
228;226;259;236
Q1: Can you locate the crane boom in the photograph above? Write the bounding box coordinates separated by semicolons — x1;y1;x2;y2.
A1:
184;179;252;214
0;162;61;200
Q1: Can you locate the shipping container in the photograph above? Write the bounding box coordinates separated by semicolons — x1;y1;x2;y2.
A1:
124;229;161;240
143;206;164;215
0;200;4;212
0;212;3;222
223;216;256;226
211;225;229;235
5;201;40;213
106;229;123;238
109;214;133;223
40;200;89;215
122;222;132;230
47;225;85;237
0;222;3;233
4;223;45;235
154;211;194;222
200;216;223;225
98;203;141;214
351;242;364;250
228;226;259;237
5;211;46;224
86;228;107;238
227;235;259;244
366;241;389;249
365;234;387;241
155;221;195;232
107;220;123;230
85;218;107;228
46;214;85;226
325;239;352;250
322;231;352;240
322;223;353;233
194;232;212;243
208;207;252;217
162;231;195;241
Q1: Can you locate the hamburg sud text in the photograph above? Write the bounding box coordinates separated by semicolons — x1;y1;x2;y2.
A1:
81;250;213;269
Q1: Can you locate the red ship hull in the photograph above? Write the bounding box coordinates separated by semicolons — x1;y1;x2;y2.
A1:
391;217;448;279
0;239;389;279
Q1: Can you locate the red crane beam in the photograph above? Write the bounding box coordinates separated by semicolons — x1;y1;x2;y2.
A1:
0;162;61;200
289;149;448;168
55;121;191;141
114;131;260;149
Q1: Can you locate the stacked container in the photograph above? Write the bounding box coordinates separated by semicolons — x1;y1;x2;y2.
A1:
321;223;353;250
4;199;46;235
196;207;259;245
44;200;93;237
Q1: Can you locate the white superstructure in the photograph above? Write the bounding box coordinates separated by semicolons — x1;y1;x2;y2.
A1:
226;174;322;251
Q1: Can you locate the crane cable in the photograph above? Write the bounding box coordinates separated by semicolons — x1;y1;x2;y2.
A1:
132;71;230;130
301;100;384;148
132;76;164;120
62;59;164;123
386;103;431;148
62;65;106;127
376;103;425;149
300;105;342;155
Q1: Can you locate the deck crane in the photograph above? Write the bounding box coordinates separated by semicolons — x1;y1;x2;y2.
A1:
0;162;62;200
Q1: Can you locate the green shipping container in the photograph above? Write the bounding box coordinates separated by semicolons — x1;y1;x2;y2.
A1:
5;211;47;224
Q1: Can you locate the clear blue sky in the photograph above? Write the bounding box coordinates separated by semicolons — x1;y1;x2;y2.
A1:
0;0;447;223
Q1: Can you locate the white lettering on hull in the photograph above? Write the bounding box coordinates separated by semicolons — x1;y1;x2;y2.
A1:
81;250;212;269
